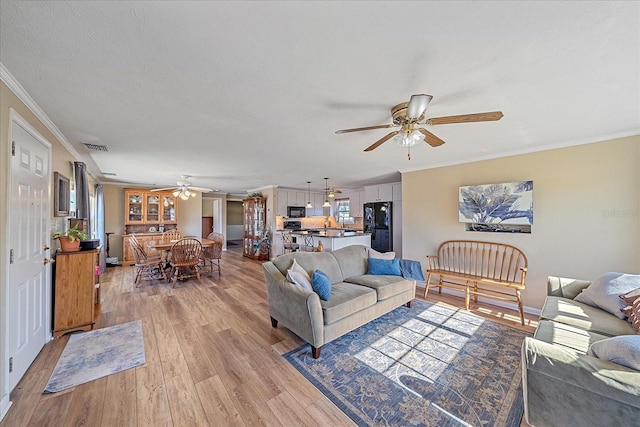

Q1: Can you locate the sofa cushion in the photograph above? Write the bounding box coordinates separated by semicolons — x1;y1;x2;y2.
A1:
345;275;414;301
534;320;611;354
311;269;331;301
331;245;368;280
620;287;640;305
368;247;396;260
367;257;401;276
320;282;377;325
540;296;636;337
588;335;640;370
574;272;640;319
286;259;313;292
272;251;343;284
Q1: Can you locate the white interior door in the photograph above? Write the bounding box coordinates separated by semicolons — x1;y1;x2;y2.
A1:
7;114;51;391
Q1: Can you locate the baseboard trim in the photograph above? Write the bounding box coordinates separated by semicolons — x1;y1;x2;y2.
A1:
0;395;12;422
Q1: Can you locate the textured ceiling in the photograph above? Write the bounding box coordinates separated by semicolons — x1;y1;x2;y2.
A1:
1;1;638;194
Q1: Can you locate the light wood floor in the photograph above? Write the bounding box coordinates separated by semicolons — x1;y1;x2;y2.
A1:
1;246;537;427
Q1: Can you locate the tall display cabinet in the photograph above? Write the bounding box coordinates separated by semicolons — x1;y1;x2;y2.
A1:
243;197;267;260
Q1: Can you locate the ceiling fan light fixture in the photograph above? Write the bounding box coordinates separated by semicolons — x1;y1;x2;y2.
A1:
394;129;423;148
173;190;181;197
328;190;335;198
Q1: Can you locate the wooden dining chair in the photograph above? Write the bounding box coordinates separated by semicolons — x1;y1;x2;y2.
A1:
130;234;162;262
169;238;202;288
201;232;224;276
129;238;166;286
161;229;182;242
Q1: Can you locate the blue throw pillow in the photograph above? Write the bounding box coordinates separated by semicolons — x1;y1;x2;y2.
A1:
368;257;401;276
311;269;332;301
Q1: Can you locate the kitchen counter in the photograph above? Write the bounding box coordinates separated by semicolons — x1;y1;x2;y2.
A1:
289;230;371;251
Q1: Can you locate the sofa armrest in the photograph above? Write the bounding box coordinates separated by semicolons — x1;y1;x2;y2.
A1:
522;337;640;426
547;276;592;299
262;262;324;348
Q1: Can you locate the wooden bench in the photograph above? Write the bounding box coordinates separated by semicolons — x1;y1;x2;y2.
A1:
425;240;528;324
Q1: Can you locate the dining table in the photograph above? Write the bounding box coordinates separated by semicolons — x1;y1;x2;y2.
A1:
146;237;216;270
146;237;216;252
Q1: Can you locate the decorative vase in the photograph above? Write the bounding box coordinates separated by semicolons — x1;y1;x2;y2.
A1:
316;241;324;252
58;236;81;252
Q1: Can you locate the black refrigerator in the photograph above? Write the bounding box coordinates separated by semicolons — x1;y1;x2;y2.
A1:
364;202;392;252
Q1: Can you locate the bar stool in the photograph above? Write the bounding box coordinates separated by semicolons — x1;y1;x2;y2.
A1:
282;231;300;254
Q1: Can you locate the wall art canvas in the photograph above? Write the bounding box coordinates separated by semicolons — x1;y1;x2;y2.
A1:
459;181;533;232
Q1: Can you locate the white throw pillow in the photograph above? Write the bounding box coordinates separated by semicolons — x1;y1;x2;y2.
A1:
588;335;640;370
574;273;640;319
287;259;312;291
368;247;396;260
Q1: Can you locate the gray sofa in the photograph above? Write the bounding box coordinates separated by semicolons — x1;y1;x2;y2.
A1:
522;276;640;427
262;245;416;358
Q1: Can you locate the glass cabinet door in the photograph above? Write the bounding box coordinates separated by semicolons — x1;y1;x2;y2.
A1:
126;191;144;223
161;195;176;223
146;194;160;222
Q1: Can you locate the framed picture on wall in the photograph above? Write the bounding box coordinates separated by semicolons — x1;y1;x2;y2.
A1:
54;172;70;217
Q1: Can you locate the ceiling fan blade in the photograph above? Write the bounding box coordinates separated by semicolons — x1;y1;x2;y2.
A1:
150;187;177;192
364;131;399;152
407;94;433;119
417;128;445;147
188;186;214;192
335;123;397;134
426;111;503;125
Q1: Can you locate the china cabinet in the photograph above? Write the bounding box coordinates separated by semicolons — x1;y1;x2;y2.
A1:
243;197;267;259
124;188;178;225
53;248;101;337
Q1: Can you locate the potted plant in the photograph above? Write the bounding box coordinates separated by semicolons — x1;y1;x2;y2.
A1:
53;224;88;252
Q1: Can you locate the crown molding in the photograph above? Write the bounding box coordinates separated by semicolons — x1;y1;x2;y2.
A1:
0;63;83;161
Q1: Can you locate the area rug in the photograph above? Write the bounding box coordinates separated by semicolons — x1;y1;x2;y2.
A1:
44;320;146;393
284;300;530;427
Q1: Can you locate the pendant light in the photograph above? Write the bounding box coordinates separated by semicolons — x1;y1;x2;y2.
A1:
305;181;313;209
322;178;331;208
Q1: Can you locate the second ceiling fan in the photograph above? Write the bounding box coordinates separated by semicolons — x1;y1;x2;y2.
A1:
335;94;503;159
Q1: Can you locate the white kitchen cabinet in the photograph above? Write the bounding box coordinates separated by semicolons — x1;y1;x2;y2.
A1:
313;193;325;216
286;191;306;206
364;184;394;202
348;191;363;217
276;189;288;216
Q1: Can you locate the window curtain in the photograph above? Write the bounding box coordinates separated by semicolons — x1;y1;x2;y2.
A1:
96;184;106;273
74;162;90;232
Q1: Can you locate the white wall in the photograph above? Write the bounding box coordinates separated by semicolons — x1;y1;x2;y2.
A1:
177;193;202;237
402;135;640;311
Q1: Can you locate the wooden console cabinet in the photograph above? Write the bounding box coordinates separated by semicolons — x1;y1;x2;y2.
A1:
53;248;101;337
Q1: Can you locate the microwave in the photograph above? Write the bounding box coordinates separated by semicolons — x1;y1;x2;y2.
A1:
287;206;306;218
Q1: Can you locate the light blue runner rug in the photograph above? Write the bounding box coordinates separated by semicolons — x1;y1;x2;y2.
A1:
44;320;146;393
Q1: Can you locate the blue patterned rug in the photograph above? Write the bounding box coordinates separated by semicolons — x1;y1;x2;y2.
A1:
44;320;146;393
284;300;529;426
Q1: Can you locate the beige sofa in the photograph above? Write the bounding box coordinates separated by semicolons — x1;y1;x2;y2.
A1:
521;276;640;427
262;245;416;358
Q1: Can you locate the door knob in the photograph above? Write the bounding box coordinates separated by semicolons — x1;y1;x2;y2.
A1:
43;258;55;265
44;245;50;251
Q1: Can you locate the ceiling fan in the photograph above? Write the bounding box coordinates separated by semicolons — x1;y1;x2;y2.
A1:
328;187;342;198
335;94;503;159
151;175;213;200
